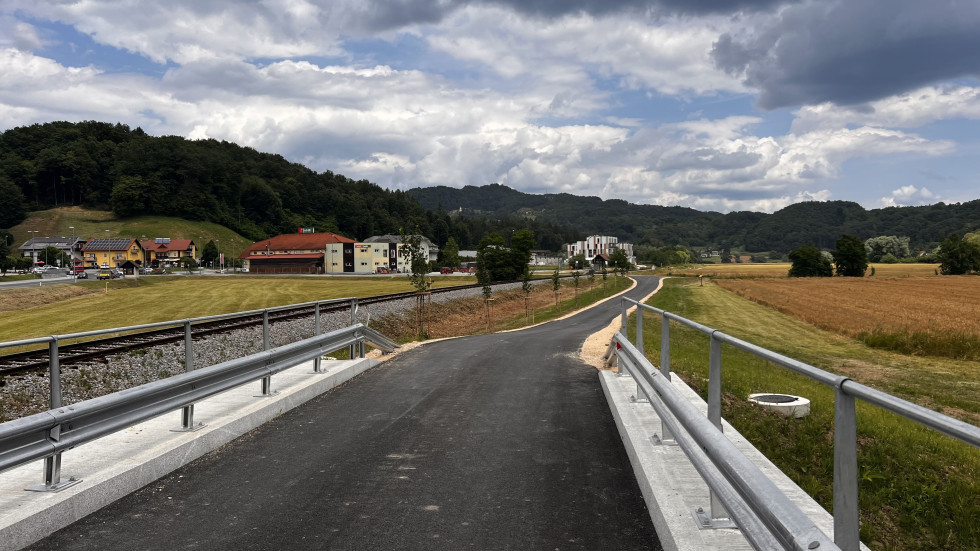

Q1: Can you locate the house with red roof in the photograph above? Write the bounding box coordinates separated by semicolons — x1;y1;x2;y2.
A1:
140;238;197;268
240;231;355;274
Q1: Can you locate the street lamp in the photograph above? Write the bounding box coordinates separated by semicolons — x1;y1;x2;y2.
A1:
27;230;38;273
68;227;75;271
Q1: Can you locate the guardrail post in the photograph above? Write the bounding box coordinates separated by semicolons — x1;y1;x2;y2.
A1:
834;384;860;551
635;304;644;358
27;338;81;492
259;309;275;396
349;298;359;359
706;331;730;523
659;314;675;444
173;320;205;432
620;298;628;333
313;302;324;373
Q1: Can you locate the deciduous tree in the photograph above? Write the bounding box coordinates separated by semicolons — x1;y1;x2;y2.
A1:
832;235;868;277
788;245;832;277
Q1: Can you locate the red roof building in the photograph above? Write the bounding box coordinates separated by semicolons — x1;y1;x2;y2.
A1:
140;239;197;266
241;232;355;274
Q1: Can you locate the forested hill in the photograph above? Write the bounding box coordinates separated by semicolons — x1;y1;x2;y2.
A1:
3;121;977;254
408;184;980;252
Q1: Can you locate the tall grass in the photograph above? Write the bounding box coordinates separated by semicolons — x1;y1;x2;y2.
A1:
634;279;980;550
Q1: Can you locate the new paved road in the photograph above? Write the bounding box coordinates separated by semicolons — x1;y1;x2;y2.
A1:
29;276;663;550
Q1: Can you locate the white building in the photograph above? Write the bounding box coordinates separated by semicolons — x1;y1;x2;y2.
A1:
567;235;635;265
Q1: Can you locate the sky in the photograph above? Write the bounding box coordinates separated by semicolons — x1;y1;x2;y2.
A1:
2;0;979;213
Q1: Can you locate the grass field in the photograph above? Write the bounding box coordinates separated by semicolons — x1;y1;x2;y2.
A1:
0;275;473;343
636;278;979;550
714;276;980;360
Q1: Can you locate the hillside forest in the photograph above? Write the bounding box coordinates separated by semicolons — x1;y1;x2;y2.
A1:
2;121;979;263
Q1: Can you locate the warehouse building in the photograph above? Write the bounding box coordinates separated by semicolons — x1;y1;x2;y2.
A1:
241;232;354;274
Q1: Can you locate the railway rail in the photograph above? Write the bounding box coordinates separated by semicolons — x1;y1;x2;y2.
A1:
0;282;501;377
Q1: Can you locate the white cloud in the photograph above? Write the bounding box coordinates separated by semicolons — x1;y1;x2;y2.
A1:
793;85;980;133
880;185;935;207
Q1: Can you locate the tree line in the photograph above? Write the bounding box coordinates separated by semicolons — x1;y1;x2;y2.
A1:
0;121;582;254
788;232;980;277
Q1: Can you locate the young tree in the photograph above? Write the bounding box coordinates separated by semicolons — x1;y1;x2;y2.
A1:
521;264;533;322
571;269;581;306
788;245;832;277
478;260;493;332
441;236;461;270
400;228;433;337
551;267;561;312
936;233;980;275
832;235;868;277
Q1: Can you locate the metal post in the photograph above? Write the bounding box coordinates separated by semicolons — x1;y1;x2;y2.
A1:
635;304;644;359
834;385;860;551
349;298;358;359
313;302;323;373
659;314;675;444
708;332;722;431
620;299;628;333
173;321;204;431
259;309;274;395
707;331;729;522
27;338;81;492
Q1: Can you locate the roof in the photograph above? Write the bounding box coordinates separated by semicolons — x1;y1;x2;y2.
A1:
18;237;84;250
241;232;354;257
364;234;438;251
140;239;195;252
245;254;324;261
82;238;142;252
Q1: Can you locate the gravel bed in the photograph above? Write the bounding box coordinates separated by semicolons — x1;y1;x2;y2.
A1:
0;281;542;422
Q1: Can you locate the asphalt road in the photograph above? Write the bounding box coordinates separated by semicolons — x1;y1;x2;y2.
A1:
28;276;664;551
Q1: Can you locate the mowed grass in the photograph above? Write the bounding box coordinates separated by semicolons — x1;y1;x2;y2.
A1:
635;279;980;550
715;276;980;360
0;275;473;343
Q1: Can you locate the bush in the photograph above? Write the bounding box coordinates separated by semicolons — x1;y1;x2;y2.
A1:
880;253;899;264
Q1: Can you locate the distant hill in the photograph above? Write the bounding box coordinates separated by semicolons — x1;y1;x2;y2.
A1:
408;184;980;252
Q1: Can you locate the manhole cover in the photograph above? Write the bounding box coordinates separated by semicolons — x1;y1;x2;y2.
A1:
753;394;798;403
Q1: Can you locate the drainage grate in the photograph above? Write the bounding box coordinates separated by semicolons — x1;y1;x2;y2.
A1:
753;394;798;404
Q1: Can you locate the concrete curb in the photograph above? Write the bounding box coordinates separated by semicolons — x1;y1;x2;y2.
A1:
0;357;381;551
600;370;869;551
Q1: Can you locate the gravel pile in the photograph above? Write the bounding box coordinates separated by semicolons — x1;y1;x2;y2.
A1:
0;281;541;422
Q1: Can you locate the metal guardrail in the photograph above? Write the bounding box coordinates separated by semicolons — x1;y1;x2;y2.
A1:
0;296;396;492
0;323;397;491
612;297;980;551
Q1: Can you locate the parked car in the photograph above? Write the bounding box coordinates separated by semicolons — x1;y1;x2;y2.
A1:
97;269;115;280
439;267;453;274
75;271;88;279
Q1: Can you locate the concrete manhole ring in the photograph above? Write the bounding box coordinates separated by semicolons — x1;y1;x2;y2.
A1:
748;393;811;418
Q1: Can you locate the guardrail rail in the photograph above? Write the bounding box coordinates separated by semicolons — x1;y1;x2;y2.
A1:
0;296;399;493
610;296;980;551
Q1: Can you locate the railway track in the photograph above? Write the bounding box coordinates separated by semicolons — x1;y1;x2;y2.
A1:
0;282;494;378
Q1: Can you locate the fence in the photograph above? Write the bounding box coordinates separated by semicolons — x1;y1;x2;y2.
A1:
611;296;980;551
0;297;397;492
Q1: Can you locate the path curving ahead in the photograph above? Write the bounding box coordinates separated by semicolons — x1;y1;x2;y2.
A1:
29;276;664;551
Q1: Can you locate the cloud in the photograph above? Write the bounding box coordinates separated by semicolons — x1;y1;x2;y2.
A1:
0;14;43;51
712;0;980;109
880;185;935;207
792;85;980;133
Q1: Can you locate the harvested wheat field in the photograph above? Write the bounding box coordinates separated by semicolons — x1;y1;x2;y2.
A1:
715;276;980;359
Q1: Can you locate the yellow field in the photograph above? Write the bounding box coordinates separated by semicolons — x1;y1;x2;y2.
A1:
667;262;940;278
714;275;980;340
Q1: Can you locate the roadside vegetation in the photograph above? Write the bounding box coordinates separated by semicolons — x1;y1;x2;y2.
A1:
634;278;979;550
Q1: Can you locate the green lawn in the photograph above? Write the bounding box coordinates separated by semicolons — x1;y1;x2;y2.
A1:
634;278;979;550
0;275;471;342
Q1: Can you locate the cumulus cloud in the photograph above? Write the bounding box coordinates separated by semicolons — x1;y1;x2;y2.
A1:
792;85;980;133
712;0;980;109
881;185;935;207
